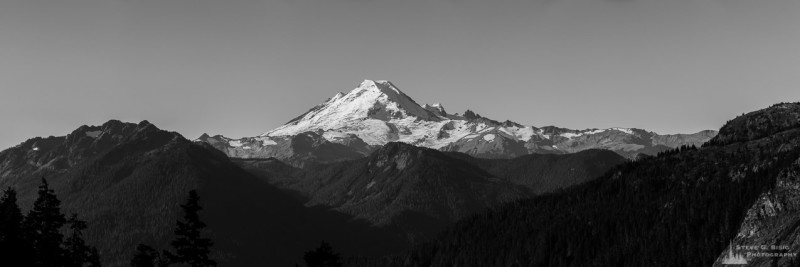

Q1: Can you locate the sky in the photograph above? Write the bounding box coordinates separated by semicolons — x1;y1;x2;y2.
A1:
1;0;799;149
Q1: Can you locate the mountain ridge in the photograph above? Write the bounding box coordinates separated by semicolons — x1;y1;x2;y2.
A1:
234;141;626;244
0;120;408;266
198;79;717;164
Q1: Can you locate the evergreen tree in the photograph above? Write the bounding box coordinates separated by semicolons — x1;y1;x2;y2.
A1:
131;244;161;267
158;250;174;267
303;241;342;267
64;214;101;267
170;190;215;267
0;187;34;265
25;178;67;267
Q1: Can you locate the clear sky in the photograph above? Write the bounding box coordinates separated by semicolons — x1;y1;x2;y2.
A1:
1;0;799;149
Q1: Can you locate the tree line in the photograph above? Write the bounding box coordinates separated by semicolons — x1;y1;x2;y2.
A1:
0;178;100;267
131;190;215;267
0;177;221;267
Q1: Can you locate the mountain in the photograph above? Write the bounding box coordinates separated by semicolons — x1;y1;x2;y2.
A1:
198;79;716;164
0;120;162;194
0;120;406;266
0;120;143;181
443;148;628;192
351;102;800;266
235;142;626;244
709;102;800;267
196;131;369;168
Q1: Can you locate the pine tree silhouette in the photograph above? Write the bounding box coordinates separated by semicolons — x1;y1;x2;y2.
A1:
131;190;215;267
131;244;162;267
64;214;101;267
0;187;34;265
25;178;68;267
303;241;342;267
170;190;215;267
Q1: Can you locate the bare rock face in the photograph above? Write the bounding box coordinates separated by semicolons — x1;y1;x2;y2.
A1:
714;157;800;267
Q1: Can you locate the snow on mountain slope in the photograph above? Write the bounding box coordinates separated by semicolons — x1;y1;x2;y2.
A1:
266;80;441;144
195;132;367;167
197;79;717;162
262;80;512;149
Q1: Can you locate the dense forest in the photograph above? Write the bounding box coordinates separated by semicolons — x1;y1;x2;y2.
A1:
235;143;624;244
0;178;100;267
131;190;216;267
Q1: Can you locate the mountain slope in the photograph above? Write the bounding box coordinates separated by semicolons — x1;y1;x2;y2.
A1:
196;131;369;167
0;121;406;266
237;143;529;243
235;142;626;243
0;120;143;182
267;79;442;139
445;149;626;193
713;156;800;267
353;102;800;267
199;79;716;163
709;102;800;267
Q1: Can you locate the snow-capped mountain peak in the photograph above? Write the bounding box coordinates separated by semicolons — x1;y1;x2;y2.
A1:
199;79;717;163
359;79;399;95
264;80;442;141
347;79;434;119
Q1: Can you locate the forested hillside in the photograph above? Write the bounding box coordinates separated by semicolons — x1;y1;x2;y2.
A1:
0;121;406;266
235;143;625;244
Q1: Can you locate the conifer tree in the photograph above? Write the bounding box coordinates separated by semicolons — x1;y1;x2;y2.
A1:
131;244;161;267
64;214;102;267
0;187;34;265
303;241;342;267
25;178;67;267
170;190;215;267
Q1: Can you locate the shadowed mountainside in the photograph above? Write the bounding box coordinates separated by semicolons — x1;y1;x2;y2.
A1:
0;120;405;266
235;143;625;244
